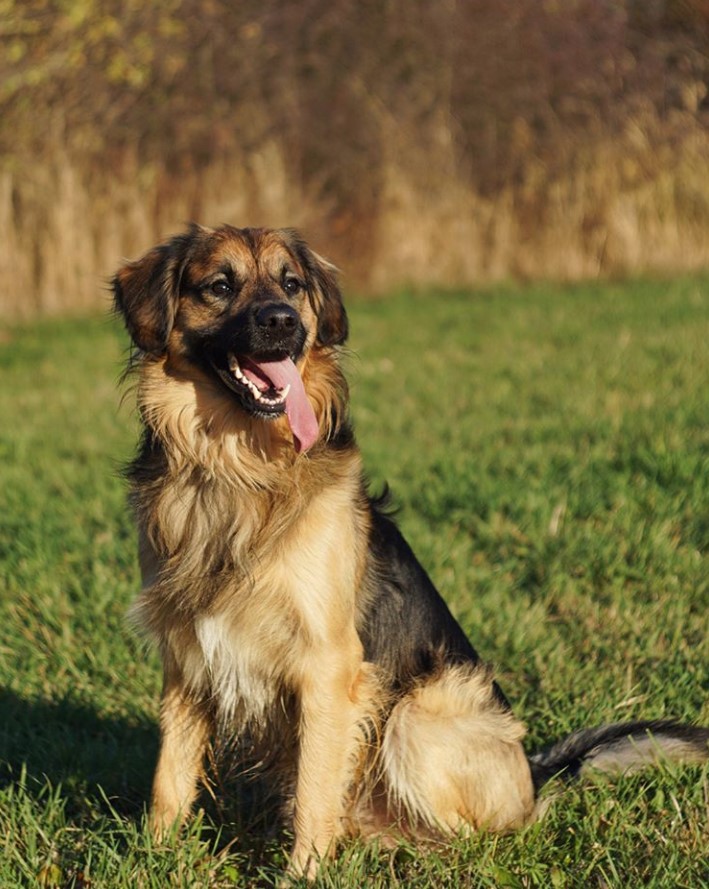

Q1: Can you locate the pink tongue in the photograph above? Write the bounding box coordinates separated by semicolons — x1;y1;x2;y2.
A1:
243;357;319;453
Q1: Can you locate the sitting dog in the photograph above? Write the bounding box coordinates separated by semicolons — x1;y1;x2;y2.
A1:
113;224;708;879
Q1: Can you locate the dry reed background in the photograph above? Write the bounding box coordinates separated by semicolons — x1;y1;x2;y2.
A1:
2;0;709;319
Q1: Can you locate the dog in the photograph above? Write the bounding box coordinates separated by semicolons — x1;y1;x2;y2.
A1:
113;224;708;879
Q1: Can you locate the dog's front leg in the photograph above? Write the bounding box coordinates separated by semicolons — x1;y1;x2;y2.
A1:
150;654;212;839
288;639;368;880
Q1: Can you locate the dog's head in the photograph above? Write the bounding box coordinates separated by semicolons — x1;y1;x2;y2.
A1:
113;225;348;453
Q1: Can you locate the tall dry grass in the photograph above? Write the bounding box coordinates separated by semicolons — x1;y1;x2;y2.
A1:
1;143;311;317
2;0;709;318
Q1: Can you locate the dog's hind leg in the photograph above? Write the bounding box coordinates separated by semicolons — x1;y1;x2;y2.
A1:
380;665;535;835
150;654;212;839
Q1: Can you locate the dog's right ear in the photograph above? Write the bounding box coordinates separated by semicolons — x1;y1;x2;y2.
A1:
112;233;192;354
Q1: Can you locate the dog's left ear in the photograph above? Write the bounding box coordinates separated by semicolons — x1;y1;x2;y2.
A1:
112;231;194;354
289;234;349;347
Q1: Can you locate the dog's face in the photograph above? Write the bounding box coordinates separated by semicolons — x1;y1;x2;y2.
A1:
113;225;348;452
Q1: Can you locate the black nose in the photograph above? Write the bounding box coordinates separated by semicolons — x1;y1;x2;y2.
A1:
255;303;299;334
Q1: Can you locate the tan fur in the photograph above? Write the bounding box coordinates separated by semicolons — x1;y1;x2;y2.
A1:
150;654;213;837
379;667;535;833
115;226;537;880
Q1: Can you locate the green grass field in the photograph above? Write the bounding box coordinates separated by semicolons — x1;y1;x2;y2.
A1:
1;278;708;888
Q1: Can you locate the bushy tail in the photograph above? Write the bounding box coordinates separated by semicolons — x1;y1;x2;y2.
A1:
529;720;709;792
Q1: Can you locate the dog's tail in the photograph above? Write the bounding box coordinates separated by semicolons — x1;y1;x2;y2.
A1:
528;720;709;792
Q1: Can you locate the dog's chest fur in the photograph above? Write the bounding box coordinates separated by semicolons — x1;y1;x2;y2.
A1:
132;434;368;727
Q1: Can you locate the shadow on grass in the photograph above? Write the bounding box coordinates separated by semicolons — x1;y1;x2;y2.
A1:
0;689;290;877
0;689;156;816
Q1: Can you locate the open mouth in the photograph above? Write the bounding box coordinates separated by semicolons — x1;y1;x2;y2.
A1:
213;352;319;453
228;354;291;413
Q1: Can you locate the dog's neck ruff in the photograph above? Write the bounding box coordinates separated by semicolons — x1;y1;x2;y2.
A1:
136;350;347;481
139;358;298;477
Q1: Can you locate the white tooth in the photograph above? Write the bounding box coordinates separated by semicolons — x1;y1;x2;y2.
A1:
230;358;247;383
280;384;291;399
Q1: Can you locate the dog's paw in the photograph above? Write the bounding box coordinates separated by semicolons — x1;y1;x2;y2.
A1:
282;845;322;885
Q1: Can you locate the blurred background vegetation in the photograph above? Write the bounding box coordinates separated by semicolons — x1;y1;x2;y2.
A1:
2;0;709;317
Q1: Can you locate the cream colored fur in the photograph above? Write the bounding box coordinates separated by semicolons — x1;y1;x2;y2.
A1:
379;667;535;833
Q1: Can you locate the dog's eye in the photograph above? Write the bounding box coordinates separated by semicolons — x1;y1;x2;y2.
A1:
210;280;233;297
283;277;302;296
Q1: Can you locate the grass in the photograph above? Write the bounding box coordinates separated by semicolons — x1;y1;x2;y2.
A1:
0;277;708;887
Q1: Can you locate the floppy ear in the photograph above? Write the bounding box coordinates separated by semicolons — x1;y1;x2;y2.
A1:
112;233;191;354
289;234;348;347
